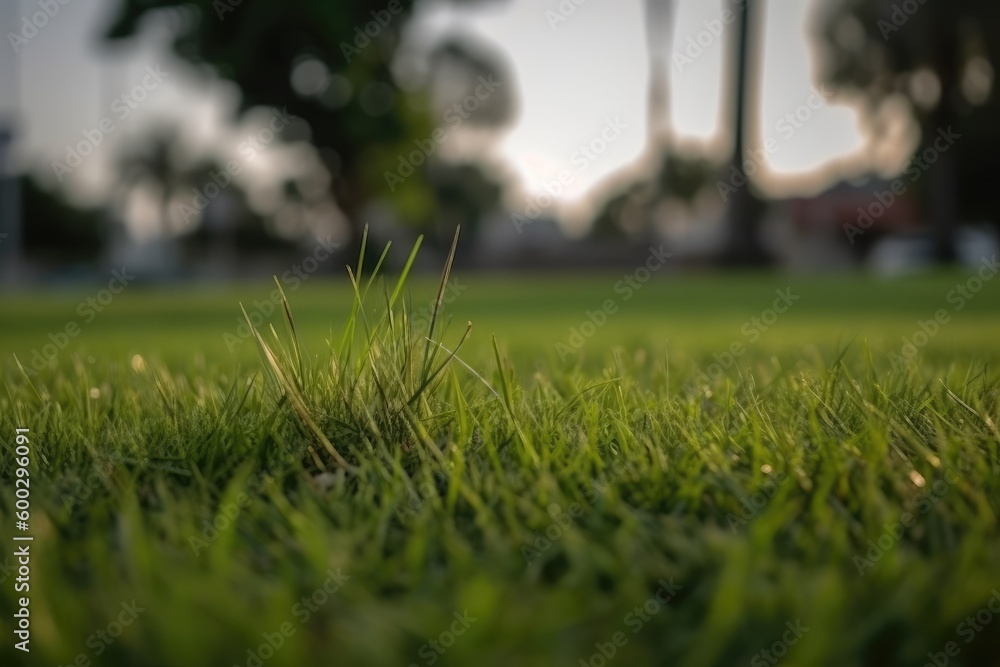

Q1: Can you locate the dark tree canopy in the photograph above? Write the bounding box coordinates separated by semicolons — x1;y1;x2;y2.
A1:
818;0;1000;258
105;0;514;245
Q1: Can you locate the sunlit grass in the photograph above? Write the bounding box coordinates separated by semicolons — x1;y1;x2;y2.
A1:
1;240;999;666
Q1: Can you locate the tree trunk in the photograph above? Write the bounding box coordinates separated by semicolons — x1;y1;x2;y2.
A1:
722;0;770;266
927;13;959;265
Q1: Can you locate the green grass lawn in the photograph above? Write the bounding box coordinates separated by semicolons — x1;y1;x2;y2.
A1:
1;258;1000;667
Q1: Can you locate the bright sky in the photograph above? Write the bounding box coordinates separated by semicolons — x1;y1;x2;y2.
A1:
1;0;874;222
414;0;869;203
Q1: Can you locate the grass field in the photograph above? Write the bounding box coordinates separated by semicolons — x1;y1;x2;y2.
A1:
2;249;1000;666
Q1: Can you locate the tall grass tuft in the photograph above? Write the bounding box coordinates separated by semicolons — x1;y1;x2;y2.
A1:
240;227;474;473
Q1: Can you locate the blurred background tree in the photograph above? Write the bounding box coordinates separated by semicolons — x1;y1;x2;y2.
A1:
105;0;516;254
3;0;989;277
115;127;196;240
818;0;1000;264
20;176;106;265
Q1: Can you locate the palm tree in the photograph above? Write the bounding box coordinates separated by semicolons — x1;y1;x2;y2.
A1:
644;0;675;150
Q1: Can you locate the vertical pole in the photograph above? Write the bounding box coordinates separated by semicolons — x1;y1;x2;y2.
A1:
723;0;768;265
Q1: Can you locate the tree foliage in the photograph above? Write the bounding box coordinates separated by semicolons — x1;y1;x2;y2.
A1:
105;0;513;242
817;0;1000;244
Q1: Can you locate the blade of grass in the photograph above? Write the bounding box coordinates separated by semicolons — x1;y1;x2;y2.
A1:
492;334;540;465
422;226;461;385
407;322;473;406
273;276;303;383
242;304;353;471
338;225;369;361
